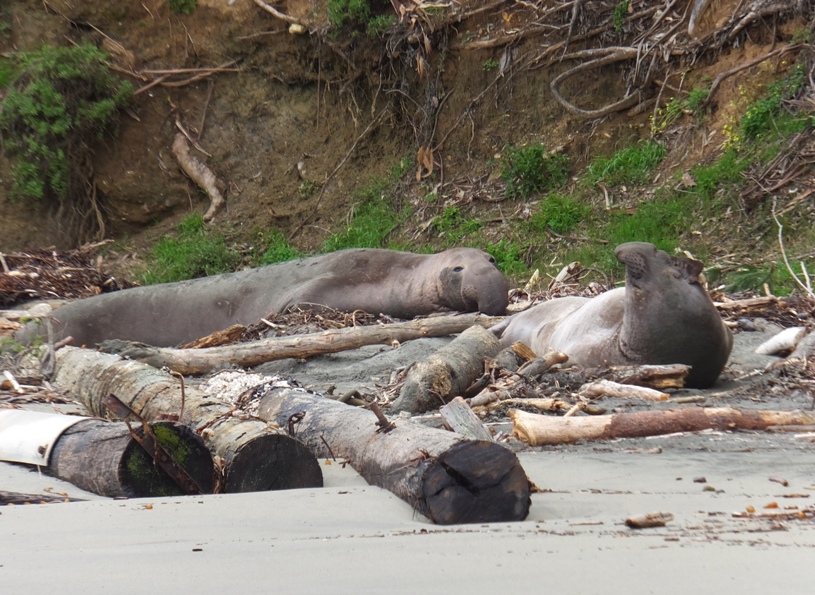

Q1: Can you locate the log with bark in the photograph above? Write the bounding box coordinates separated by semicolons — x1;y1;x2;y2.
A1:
99;313;502;375
391;325;502;413
511;407;815;446
256;385;531;525
49;419;215;498
53;347;323;493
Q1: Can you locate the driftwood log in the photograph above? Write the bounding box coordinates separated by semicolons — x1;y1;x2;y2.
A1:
256;385;531;525
100;313;502;375
511;407;815;446
0;491;84;505
53;347;323;493
49;419;215;498
391;325;502;413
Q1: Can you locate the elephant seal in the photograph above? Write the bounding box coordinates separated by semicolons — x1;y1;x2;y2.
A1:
16;247;509;348
493;242;732;388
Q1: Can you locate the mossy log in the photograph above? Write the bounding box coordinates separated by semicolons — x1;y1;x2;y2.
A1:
49;419;215;498
391;325;502;413
53;346;323;493
257;386;531;525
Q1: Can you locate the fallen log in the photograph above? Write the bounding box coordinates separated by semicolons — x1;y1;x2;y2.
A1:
511;407;815;446
256;385;531;525
0;490;85;505
0;409;214;498
439;396;493;441
600;364;690;389
578;379;669;402
53;347;323;493
391;325;502;413
99;313;502;375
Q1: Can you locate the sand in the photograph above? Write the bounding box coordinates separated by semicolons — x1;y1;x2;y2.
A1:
2;324;815;593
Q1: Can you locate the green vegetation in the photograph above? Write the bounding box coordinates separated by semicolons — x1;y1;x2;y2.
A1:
739;64;807;141
612;0;630;35
140;214;241;285
432;206;482;245
0;44;132;203
366;14;396;37
529;193;590;235
585;140;666;187
328;0;371;30
651;87;710;133
259;229;302;265
501;143;570;199
483;59;498;72
168;0;197;15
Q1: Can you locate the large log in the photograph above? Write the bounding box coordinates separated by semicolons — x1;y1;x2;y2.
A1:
391;325;502;413
256;385;531;525
511;406;815;446
98;313;502;375
49;419;215;498
53;347;323;493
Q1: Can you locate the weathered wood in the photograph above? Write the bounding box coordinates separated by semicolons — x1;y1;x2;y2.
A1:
391;325;502;413
99;313;503;375
600;364;690;389
53;347;323;493
256;386;531;525
439;397;493;441
578;379;669;401
49;419;215;498
0;491;84;505
511;407;815;446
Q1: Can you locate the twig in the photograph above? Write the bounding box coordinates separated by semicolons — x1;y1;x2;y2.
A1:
252;0;306;27
772;197;814;298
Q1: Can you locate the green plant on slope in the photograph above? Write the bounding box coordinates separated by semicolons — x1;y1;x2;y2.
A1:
501;143;570;199
168;0;197;15
529;193;589;235
0;44;132;202
585;140;667;187
140;214;241;285
259;229;302;265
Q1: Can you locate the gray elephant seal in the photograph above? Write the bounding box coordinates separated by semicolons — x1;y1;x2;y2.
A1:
17;247;509;348
493;242;732;388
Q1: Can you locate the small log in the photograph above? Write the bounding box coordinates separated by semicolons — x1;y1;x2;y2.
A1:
257;386;531;525
473;397;575;415
755;326;808;356
391;325;502;413
179;324;247;349
100;313;503;375
53;347;323;493
439;397;493;441
625;512;674;529
600;364;690;389
49;419;215;498
511;407;815;446
0;491;84;505
578;379;669;401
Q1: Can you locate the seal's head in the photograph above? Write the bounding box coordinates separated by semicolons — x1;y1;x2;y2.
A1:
615;241;732;388
436;248;510;315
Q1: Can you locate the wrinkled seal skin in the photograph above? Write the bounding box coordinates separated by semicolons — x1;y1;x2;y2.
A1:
494;242;733;388
16;247;509;348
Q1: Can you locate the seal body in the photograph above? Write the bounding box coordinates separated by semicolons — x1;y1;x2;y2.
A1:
17;247;509;347
494;242;732;388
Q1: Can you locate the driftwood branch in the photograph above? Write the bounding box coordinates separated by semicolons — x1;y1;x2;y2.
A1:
511;407;815;446
100;314;503;375
172;133;225;222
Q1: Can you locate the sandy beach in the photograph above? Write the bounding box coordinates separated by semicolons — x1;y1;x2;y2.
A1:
3;325;815;593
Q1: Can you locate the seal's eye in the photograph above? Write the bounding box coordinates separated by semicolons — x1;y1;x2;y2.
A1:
488;257;496;264
452;266;464;273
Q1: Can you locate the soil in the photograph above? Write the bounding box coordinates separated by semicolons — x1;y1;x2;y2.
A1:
1;0;812;273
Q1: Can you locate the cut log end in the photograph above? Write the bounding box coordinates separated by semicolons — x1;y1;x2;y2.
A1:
421;441;531;525
223;433;324;493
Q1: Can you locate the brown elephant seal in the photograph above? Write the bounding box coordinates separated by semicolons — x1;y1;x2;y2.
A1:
493;242;732;388
16;247;509;348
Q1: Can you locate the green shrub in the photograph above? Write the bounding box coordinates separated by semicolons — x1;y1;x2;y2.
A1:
529;193;589;235
585;140;666;187
168;0;197;15
328;0;370;29
607;197;687;252
612;0;630;34
501;143;570;199
140;214;240;284
432;206;482;245
690;149;749;201
323;199;402;251
0;44;132;203
486;239;528;277
260;229;303;264
740;64;806;141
